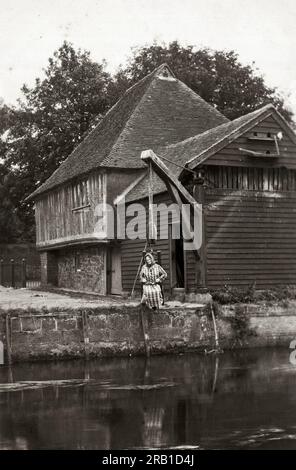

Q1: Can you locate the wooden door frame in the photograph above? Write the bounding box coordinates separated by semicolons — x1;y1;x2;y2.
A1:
169;222;187;293
107;244;123;295
106;246;112;295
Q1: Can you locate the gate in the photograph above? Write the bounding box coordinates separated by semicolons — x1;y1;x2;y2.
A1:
0;259;41;288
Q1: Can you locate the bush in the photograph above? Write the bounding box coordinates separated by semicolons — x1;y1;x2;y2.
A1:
228;304;257;346
210;283;256;304
210;283;296;305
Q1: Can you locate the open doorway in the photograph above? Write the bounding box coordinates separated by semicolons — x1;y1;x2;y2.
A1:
169;223;185;289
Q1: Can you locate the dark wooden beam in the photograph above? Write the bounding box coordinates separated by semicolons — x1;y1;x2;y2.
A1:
193;171;207;290
141;150;199;208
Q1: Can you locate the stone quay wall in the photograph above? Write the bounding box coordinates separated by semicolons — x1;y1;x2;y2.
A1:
0;305;213;362
1;301;296;363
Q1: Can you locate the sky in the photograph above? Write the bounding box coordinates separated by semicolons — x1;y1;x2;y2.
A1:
1;0;296;115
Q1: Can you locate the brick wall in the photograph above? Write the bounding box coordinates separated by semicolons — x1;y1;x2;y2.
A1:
40;251;58;286
57;246;106;294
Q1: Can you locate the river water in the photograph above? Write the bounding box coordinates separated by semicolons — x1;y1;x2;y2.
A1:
0;348;295;449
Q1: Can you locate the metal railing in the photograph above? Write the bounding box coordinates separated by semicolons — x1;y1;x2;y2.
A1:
0;259;41;289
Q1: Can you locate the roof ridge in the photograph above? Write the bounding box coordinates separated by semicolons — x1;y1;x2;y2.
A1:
119;63;175;95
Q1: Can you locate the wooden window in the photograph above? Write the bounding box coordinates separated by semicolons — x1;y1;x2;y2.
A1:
250;131;274;140
72;180;90;211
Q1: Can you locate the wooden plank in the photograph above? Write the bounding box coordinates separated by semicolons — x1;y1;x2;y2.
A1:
205;166;296;288
208;247;296;253
208;269;296;274
207;280;296;287
207;260;296;267
208;274;296;280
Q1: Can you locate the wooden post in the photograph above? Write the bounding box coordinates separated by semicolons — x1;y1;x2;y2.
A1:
157;250;165;304
148;162;155;244
193;170;207;291
5;314;12;365
140;305;150;358
210;303;220;351
10;259;15;288
21;259;27;288
131;249;147;299
0;259;3;286
157;250;162;265
0;339;3;365
184;251;188;294
81;311;90;360
140;249;147;298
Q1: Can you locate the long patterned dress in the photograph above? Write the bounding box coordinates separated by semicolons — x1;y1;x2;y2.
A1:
140;263;167;309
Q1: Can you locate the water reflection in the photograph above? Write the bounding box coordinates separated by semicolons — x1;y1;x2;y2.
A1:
0;348;295;449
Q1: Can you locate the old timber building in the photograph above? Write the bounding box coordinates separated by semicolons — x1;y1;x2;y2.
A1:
28;64;296;298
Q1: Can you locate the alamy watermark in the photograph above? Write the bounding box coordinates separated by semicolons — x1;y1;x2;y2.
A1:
92;198;203;251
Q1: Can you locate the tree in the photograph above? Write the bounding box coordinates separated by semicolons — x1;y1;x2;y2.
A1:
0;165;25;243
1;42;112;241
6;41;112;182
0;104;24;242
112;41;293;122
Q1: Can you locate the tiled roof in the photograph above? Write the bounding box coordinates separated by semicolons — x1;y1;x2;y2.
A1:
29;63;228;198
125;173;166;203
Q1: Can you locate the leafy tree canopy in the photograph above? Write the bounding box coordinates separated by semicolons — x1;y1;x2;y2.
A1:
0;42;111;242
112;41;292;121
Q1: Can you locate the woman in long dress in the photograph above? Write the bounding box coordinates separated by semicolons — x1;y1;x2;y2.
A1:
140;253;167;310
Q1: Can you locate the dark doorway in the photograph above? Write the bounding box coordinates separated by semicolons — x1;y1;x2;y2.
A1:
169;224;184;289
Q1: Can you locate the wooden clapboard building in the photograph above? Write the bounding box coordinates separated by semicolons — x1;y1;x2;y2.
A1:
122;104;296;295
28;64;296;297
28;64;227;294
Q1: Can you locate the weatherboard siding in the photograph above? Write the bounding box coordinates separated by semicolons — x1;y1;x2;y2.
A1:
120;191;199;295
205;115;296;168
121;193;176;295
198;113;296;289
205;188;296;288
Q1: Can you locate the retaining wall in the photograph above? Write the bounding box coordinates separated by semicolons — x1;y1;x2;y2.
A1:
1;301;296;363
0;305;212;362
